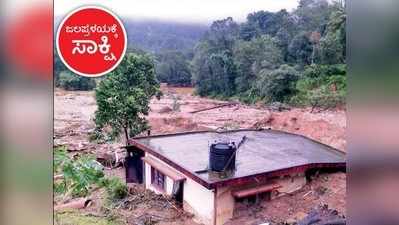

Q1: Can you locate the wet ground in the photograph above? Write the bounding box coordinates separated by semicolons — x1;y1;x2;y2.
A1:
54;87;346;225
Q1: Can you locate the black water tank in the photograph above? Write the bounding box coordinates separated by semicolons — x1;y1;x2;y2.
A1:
209;142;236;172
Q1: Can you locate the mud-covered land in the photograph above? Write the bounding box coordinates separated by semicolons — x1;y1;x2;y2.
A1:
54;87;346;225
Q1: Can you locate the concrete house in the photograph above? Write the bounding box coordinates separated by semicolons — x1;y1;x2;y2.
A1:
124;129;345;225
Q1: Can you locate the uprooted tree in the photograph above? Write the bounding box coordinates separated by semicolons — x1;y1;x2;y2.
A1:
94;53;161;144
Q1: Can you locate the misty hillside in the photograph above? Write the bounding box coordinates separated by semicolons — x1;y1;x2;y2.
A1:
54;17;208;54
124;20;208;53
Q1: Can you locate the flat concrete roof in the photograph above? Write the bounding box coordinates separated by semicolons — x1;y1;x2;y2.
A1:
129;129;345;189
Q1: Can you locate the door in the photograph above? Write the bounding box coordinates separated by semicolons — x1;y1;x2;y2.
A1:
125;147;144;183
172;180;184;205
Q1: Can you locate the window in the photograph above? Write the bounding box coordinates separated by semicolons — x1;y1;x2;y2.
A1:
151;166;165;191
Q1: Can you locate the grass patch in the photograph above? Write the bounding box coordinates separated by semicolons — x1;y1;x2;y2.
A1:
55;211;124;225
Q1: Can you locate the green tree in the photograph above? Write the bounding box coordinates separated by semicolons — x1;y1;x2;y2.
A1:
155;51;192;86
295;0;332;32
206;17;239;52
238;22;260;41
288;32;313;65
192;49;237;97
54;53;67;86
208;51;237;97
233;35;283;92
275;24;296;61
255;64;299;103
58;71;96;91
94;53;160;144
189;1;346;108
320;3;346;64
192;17;239;97
246;11;277;36
292;64;346;109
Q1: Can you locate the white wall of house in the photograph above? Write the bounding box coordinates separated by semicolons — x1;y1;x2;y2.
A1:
144;152;215;225
142;153;307;225
144;162;174;195
183;176;215;225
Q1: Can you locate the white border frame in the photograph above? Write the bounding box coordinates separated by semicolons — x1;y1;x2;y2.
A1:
56;5;127;77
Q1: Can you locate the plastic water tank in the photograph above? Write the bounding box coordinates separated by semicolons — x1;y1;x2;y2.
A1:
209;142;236;172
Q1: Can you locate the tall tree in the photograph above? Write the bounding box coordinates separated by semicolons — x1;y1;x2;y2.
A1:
295;0;332;33
246;11;277;36
320;3;346;64
189;0;346;107
206;17;239;52
192;47;237;97
156;51;192;86
192;17;239;97
239;22;260;41
94;53;160;144
255;64;299;103
288;32;313;65
233;35;283;92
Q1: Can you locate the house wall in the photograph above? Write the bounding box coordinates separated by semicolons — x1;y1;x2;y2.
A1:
142;152;307;225
144;162;175;195
183;176;215;225
144;153;215;225
215;186;235;225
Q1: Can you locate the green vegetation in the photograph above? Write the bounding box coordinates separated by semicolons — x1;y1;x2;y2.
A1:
191;0;346;108
54;55;96;91
125;20;206;53
58;71;96;91
54;0;346;109
101;177;128;201
54;146;104;197
94;53;161;143
155;51;192;86
54;147;128;225
55;211;124;225
292;64;346;110
255;64;299;103
54;146;128;200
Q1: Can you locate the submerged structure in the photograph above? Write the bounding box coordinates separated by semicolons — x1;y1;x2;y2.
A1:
125;129;346;225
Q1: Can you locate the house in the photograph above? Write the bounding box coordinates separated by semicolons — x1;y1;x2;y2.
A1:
124;129;346;225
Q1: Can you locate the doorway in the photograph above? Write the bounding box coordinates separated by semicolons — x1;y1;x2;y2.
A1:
172;180;184;205
125;147;145;183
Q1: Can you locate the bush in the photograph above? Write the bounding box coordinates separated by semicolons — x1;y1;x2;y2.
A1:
54;146;104;197
291;64;346;109
255;64;299;103
237;88;262;104
306;85;344;110
101;177;128;201
58;71;96;91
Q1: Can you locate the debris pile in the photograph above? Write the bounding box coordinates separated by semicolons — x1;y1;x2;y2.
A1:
54;87;346;225
123;185;196;225
295;205;345;225
227;172;346;225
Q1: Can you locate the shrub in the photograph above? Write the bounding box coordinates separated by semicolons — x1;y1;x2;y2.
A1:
54;146;104;197
255;64;299;103
58;71;96;91
291;64;346;109
101;177;128;201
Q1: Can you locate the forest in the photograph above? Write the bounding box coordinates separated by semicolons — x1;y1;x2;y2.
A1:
55;0;346;109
